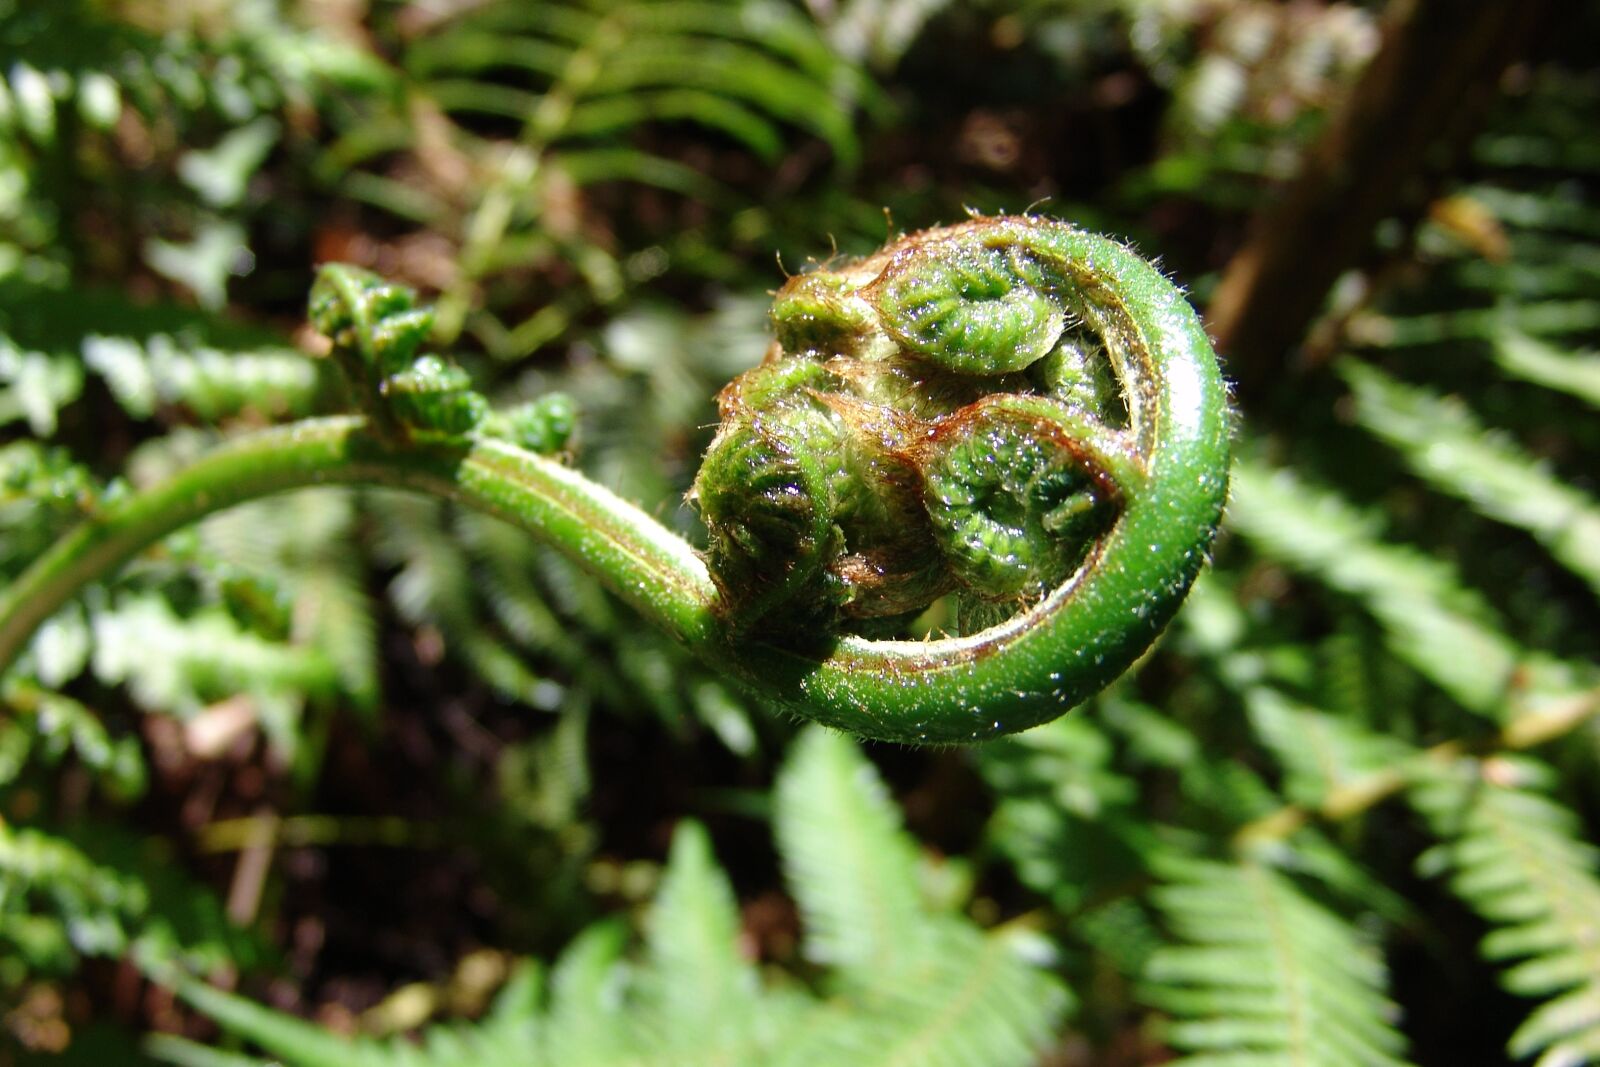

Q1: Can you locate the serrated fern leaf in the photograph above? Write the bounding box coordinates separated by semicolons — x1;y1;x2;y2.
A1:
196;492;377;709
1244;687;1412;811
89;593;340;714
173;981;391;1067
773;919;1069;1067
81;332;321;422
1493;329;1600;410
0;339;82;436
144;1034;274;1067
1228;457;1584;718
1342;361;1600;598
170;963;543;1067
774;727;1071;1067
630;821;774;1062
0;679;146;799
172;729;1067;1067
1465;185;1600;239
0;822;258;983
1410;757;1600;1065
977;714;1150;914
401;0;871;188
0;0;384;135
0;441;100;576
774;725;925;973
1357;301;1600;347
1145;853;1414;1067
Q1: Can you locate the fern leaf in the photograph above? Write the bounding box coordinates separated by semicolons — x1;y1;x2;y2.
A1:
541;822;790;1067
1493;329;1600;410
0;339;83;435
1145;853;1414;1067
405;30;571;81
169;728;1067;1067
1410;757;1600;1065
0;822;258;982
1468;185;1600;239
89;593;340;715
1355;301;1600;347
0;442;100;576
774;725;925;973
634;821;769;1055
978;714;1151;914
144;1034;273;1067
564;90;786;160
410;0;869;173
774;920;1070;1067
538;921;651;1066
175;981;382;1067
1227;457;1583;718
774;727;1071;1067
81;332;321;422
553;147;719;196
168;964;544;1067
1342;361;1600;598
586;44;859;167
1244;687;1411;811
0;679;146;799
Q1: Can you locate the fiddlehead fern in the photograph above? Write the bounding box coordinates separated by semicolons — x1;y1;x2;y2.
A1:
0;216;1229;744
694;217;1229;740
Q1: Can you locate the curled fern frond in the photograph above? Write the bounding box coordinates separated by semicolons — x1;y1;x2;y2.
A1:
695;215;1230;740
0;217;1229;744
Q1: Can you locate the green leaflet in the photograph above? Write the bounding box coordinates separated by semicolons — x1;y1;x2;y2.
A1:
1145;853;1414;1067
1411;757;1600;1065
0;679;145;799
398;0;873;184
1242;687;1413;811
1493;329;1600;410
0;822;263;986
1226;457;1587;720
158;727;1068;1067
1342;360;1600;599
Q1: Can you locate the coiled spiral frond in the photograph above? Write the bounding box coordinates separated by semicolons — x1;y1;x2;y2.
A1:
0;220;1227;745
693;216;1230;741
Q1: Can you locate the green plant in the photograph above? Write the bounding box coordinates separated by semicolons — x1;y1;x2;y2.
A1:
141;728;1069;1067
6;5;1598;1064
0;214;1231;744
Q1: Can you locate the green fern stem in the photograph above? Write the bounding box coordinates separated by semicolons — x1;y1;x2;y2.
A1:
0;416;723;671
0;218;1229;743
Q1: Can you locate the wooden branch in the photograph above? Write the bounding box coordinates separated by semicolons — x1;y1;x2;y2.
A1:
1206;0;1554;393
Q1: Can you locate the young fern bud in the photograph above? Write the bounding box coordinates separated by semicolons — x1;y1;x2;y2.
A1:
695;216;1230;741
920;396;1115;600
310;264;489;440
0;216;1226;746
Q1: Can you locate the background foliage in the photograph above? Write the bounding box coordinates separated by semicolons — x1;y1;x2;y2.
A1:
1;0;1597;1064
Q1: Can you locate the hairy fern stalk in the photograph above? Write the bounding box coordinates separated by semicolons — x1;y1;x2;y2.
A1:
0;215;1231;743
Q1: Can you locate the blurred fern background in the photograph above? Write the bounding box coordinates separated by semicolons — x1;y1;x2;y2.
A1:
1;0;1597;1064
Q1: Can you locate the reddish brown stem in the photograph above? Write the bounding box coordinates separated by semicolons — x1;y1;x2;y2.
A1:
1207;0;1554;392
